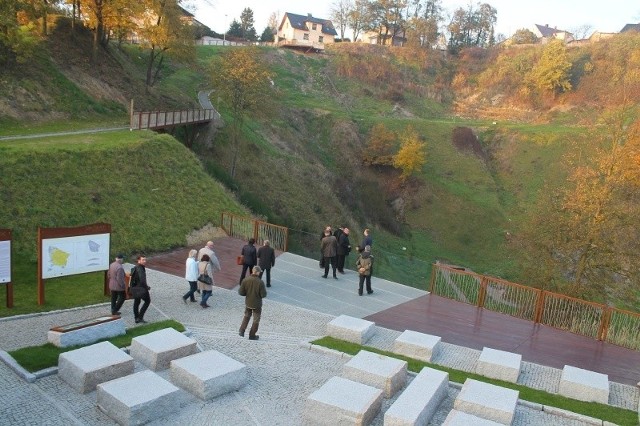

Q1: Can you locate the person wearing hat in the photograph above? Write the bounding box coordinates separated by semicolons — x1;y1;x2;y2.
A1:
108;253;126;315
238;266;267;340
355;245;374;296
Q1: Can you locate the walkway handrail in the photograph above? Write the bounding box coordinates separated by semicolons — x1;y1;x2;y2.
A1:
130;108;220;130
220;212;288;252
430;263;640;350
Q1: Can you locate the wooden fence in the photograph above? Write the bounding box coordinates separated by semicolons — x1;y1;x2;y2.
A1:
130;109;220;130
430;263;640;350
220;212;288;252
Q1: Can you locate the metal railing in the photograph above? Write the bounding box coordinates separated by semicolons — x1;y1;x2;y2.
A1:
130;109;220;130
430;263;640;350
220;212;288;252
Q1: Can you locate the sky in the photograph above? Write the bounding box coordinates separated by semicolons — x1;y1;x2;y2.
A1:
189;0;639;39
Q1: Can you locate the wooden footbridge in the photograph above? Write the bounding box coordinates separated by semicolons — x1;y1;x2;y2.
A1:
129;91;223;131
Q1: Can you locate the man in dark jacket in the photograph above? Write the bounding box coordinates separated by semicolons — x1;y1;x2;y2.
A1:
320;229;338;279
257;239;276;287
108;253;126;315
130;255;151;323
336;227;351;274
239;238;257;284
356;245;374;295
238;266;267;340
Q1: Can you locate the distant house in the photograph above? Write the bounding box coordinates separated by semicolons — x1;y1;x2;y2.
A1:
277;12;337;51
620;23;640;33
588;31;616;42
360;25;406;46
532;24;574;43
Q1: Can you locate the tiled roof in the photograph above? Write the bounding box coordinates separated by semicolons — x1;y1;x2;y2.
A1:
282;12;338;36
620;23;640;33
535;24;569;37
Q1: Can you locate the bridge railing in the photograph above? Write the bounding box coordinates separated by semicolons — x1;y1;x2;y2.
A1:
220;212;288;252
130;109;220;130
430;263;640;350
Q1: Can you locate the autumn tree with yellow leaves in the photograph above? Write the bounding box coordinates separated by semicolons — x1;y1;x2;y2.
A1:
393;125;427;180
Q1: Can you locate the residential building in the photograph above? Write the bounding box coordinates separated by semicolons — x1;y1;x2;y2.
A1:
277;13;337;51
532;24;574;44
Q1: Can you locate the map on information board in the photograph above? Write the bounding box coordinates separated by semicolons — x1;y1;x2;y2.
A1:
42;233;110;279
0;240;10;284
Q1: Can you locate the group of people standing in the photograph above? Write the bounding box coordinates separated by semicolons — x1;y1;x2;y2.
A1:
320;226;375;295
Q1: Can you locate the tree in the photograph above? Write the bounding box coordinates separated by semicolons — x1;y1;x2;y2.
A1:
527;39;572;95
330;0;353;40
210;48;273;178
227;19;242;38
511;28;537;44
365;0;408;46
393;126;426;180
137;0;196;89
447;2;497;52
405;0;442;48
239;7;257;41
363;123;396;166
260;26;274;42
348;0;369;41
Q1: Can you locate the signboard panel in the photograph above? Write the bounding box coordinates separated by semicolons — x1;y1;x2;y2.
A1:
41;233;110;279
0;240;10;284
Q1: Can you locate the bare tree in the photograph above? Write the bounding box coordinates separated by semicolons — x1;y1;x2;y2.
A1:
570;24;593;40
330;0;353;40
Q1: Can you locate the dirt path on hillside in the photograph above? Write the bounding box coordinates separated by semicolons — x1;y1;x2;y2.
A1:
0;126;129;141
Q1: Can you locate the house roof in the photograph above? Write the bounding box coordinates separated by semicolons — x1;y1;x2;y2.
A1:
280;12;338;36
620;23;640;33
535;24;570;37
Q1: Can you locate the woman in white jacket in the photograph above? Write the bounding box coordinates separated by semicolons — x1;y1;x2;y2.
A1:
183;249;199;303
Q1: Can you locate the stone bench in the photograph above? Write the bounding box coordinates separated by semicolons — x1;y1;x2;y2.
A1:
97;370;185;426
384;367;449;426
305;376;383;425
558;365;609;404
170;350;247;400
392;330;441;362
343;350;407;398
48;316;126;348
58;341;134;394
475;347;522;383
129;328;198;371
443;410;504;425
454;379;519;425
327;315;375;345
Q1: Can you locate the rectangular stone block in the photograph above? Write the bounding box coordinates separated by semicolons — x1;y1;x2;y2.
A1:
58;341;134;394
343;350;407;398
384;367;449;426
475;347;522;383
170;350;247;400
130;328;197;371
305;376;383;426
48;317;126;348
327;315;375;345
454;379;518;425
393;330;441;362
97;370;185;426
558;365;609;404
443;410;504;425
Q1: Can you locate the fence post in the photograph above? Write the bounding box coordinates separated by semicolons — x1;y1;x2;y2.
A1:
534;290;546;324
429;264;437;293
478;276;488;308
283;227;289;252
598;307;612;341
253;220;258;241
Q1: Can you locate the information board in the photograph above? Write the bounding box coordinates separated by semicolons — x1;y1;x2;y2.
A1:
0;240;10;284
41;233;110;279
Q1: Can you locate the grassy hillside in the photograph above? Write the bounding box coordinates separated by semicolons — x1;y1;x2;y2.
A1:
0;131;246;316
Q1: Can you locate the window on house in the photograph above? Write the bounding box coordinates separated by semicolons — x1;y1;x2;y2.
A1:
312;23;317;30
303;33;309;40
319;36;324;43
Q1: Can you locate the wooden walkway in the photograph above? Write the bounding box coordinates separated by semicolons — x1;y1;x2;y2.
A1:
147;236;640;386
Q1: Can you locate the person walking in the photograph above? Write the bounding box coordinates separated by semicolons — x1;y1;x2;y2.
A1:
356;245;374;295
198;254;215;308
129;255;151;323
257;239;275;287
108;253;126;315
183;249;199;303
358;228;373;252
320;229;338;279
239;238;257;283
336;227;351;274
238;266;267;340
198;241;219;295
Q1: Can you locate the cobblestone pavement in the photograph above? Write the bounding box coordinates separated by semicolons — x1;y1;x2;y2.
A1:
0;267;637;425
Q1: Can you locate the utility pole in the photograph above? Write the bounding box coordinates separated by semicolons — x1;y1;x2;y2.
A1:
223;14;227;46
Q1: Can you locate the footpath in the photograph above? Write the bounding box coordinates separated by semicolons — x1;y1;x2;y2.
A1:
0;262;638;425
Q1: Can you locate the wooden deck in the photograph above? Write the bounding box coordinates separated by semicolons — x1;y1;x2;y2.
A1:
147;236;640;386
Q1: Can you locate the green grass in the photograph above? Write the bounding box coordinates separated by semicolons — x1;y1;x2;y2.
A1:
312;337;638;426
8;320;185;372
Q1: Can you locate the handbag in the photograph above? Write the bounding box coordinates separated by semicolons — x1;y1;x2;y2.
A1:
236;255;244;265
198;272;213;285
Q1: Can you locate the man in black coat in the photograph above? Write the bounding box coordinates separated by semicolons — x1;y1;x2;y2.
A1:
257;239;276;287
239;238;257;284
336;227;351;274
